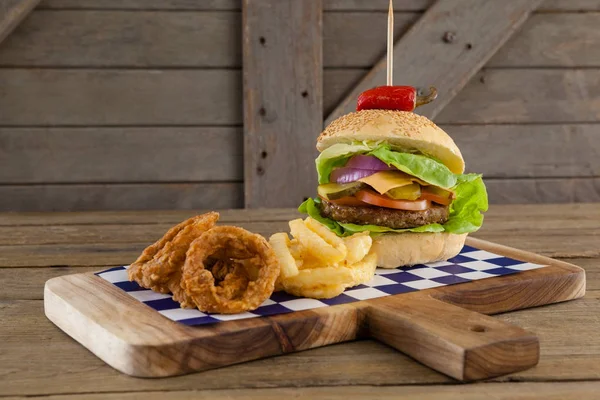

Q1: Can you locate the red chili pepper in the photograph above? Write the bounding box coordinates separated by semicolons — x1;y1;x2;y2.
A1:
356;86;437;112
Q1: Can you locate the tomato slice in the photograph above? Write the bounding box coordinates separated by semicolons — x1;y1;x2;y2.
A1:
318;195;369;207
355;190;431;211
420;189;452;206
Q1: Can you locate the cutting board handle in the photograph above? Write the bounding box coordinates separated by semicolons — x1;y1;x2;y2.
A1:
367;295;540;381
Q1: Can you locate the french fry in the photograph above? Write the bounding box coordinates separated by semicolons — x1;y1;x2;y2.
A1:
289;219;345;264
297;252;323;270
269;232;299;279
343;232;373;265
281;253;377;299
288;238;303;260
281;265;354;299
304;217;347;259
274;279;284;292
283;265;354;286
348;252;377;285
282;283;347;299
271;218;378;300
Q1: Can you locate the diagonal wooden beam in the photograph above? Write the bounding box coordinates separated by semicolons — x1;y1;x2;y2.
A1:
0;0;40;45
243;0;322;208
325;0;543;125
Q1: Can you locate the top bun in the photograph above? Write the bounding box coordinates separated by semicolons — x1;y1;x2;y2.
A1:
317;109;465;174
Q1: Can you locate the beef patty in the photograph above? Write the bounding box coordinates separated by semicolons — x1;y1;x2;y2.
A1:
320;199;449;229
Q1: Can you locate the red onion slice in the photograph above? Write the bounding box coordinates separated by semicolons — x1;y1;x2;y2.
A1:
330;167;378;183
344;155;394;171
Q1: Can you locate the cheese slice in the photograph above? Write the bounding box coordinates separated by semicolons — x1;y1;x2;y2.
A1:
359;171;429;195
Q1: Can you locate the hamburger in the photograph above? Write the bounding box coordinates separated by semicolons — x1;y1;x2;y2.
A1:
299;109;488;268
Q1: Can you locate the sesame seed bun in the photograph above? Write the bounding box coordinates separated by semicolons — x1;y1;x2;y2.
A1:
317;110;465;174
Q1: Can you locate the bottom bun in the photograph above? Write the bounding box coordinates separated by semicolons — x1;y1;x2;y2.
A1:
371;232;467;268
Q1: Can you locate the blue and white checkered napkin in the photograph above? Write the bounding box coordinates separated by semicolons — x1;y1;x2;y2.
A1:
96;245;545;326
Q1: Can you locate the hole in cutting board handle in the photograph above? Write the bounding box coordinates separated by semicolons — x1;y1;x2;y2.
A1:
470;325;488;333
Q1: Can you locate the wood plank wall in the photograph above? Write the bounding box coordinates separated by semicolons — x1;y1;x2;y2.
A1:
243;0;322;208
0;0;597;211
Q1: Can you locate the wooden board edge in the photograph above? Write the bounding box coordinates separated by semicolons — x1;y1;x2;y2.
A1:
43;272;366;377
429;237;587;313
467;236;587;279
44;273;197;376
42;236;587;378
368;294;540;381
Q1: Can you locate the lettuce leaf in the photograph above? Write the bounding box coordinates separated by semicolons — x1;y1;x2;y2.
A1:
316;142;372;184
442;174;488;234
368;145;457;188
298;196;345;236
316;142;456;188
299;173;488;236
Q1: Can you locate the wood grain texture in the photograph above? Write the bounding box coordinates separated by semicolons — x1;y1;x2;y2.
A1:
44;275;365;378
0;127;242;183
4;294;600;396
485;178;600;204
488;14;600;67
7;259;599;302
323;68;366;116
323;12;419;68
439;238;587;314
35;0;600;11
0;221;291;246
2;301;452;396
437;68;600;124
2;226;598;267
369;296;539;381
44;238;584;380
0;69;241;126
0;183;243;212
541;0;600;10
0;203;598;267
324;0;433;10
0;208;302;226
0;0;39;44
2;205;598;396
325;0;542;125
0;224;291;267
0;10;241;67
445;124;600;178
3;382;600;400
0;266;102;300
3;203;595;227
1;206;598;246
0;242;158;267
0;10;417;68
38;0;240;9
242;0;322;207
1;228;595;267
4;12;598;68
324;13;600;68
324;0;600;12
325;68;600;124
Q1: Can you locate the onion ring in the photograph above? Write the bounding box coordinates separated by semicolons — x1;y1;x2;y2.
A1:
181;226;280;314
128;212;219;307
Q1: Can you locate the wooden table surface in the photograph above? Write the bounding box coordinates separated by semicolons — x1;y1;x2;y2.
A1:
1;204;599;399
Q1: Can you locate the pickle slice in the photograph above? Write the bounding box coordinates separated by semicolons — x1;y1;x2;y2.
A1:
423;185;455;200
385;183;421;200
317;182;365;200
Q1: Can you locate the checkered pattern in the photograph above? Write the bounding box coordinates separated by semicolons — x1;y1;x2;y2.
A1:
96;245;545;326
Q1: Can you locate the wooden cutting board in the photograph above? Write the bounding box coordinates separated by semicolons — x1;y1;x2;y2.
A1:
44;237;585;382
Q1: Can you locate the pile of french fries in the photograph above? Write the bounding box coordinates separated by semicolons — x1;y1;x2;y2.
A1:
269;217;377;299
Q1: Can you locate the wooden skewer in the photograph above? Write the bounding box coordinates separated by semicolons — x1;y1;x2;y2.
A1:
387;0;394;86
